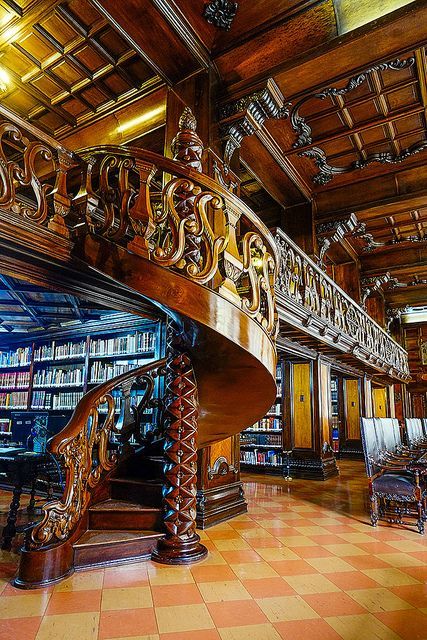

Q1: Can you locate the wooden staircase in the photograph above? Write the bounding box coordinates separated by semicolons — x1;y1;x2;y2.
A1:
0;104;279;587
72;452;166;570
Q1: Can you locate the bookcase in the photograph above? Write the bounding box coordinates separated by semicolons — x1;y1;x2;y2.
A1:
239;360;285;473
0;314;165;447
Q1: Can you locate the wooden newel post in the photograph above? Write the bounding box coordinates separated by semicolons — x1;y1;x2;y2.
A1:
152;322;208;564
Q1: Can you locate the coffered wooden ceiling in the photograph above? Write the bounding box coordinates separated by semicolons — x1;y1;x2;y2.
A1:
0;0;163;138
0;275;116;334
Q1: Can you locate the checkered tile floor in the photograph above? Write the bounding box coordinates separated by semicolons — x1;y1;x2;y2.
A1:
1;460;427;639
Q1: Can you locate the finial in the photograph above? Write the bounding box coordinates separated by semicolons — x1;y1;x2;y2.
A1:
179;107;197;132
171;107;204;173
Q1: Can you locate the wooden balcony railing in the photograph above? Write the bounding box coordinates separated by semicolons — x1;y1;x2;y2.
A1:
275;228;410;381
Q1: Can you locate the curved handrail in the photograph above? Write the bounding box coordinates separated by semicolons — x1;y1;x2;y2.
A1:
70;144;279;345
31;357;166;547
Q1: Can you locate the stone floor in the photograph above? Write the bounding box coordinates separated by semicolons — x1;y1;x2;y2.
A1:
1;460;427;640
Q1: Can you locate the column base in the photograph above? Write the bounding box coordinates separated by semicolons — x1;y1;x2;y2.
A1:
151;534;208;565
289;455;339;480
197;481;247;529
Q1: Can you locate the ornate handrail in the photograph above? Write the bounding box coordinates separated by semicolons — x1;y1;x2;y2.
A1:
74;144;279;341
275;228;410;381
30;357;166;548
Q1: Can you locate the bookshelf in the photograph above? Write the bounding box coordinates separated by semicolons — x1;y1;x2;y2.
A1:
240;360;285;473
0;315;165;447
331;375;340;453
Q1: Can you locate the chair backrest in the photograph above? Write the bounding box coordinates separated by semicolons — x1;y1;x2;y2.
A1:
423;418;427;437
405;418;424;446
376;417;399;454
390;418;402;450
360;417;381;478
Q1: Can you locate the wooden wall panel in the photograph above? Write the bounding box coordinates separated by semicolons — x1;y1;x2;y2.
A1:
345;379;360;440
373;388;388;417
292;362;313;449
320;361;331;445
209;438;232;467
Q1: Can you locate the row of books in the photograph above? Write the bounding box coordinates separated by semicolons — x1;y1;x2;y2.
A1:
240;433;282;446
31;391;84;410
240;450;285;466
90;332;154;357
33;367;84;388
0;391;29;409
89;360;142;384
249;417;282;431
0;371;30;389
34;340;86;362
0;418;11;432
266;403;281;416
0;347;32;368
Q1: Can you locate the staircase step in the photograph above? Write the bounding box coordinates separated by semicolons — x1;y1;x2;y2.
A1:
89;499;163;530
110;477;163;507
118;454;164;479
73;529;163;569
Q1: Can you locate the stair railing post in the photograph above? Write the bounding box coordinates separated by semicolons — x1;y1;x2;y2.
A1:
152;321;208;564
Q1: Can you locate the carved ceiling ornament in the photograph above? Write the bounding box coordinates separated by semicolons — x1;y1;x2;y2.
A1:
386;305;410;332
219;79;290;168
288;56;424;185
203;0;238;30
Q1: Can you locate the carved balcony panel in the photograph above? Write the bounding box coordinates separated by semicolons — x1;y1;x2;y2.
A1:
0;105;77;234
74;145;279;343
275;229;410;381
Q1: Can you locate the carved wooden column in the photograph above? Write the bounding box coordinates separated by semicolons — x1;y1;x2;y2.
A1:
152;322;208;564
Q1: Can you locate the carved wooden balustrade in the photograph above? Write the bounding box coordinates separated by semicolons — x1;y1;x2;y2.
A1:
275;228;410;381
28;358;166;550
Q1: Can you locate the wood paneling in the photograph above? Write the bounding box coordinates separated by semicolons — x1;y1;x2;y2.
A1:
344;378;360;440
373;387;388;417
292;362;313;448
319;361;331;444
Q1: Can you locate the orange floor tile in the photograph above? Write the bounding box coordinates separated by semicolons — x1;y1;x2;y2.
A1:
1;460;427;639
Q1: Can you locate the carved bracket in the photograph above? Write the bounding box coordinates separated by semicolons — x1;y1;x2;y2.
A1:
360;273;391;307
316;212;359;265
352;222;386;252
219;79;290;168
386;306;410;332
203;0;238;30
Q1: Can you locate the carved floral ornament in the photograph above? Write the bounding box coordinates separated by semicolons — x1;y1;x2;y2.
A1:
203;0;238;30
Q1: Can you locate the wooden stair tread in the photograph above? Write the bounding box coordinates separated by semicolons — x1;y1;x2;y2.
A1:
90;499;160;512
75;529;163;547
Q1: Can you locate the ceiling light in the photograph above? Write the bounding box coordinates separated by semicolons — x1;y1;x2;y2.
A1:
0;67;10;93
116;106;165;134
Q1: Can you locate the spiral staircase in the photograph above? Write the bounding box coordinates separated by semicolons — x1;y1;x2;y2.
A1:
0;104;279;587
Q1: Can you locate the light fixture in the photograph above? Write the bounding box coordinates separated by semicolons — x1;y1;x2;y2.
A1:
116;106;165;134
0;67;10;93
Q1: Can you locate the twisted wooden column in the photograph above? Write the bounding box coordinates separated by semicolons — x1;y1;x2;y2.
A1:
152;322;207;564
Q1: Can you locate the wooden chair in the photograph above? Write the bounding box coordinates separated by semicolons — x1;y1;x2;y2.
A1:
360;417;426;534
